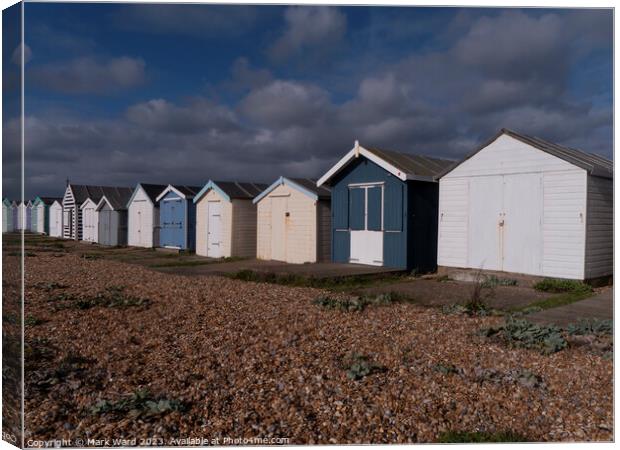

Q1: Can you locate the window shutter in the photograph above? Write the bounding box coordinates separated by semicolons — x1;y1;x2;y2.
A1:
367;186;382;231
349;187;365;230
384;182;403;231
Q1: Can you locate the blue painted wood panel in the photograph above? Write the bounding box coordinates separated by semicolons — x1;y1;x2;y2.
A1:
367;186;382;231
384;182;403;231
159;191;188;249
332;230;350;263
332;184;348;229
348;187;365;231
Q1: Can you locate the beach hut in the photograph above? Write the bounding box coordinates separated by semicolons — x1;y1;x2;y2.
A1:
2;198;13;232
254;177;331;264
193;180;268;258
95;188;134;246
49;200;63;238
80;198;99;243
17;201;25;230
126;183;167;248
11;201;18;231
62;184;131;240
32;197;62;234
25;200;33;231
317;141;453;270
437;128;613;280
155;185;201;250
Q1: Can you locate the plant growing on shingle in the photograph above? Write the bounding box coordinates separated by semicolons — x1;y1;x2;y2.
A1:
567;319;613;336
342;353;386;380
533;278;592;294
481;318;567;354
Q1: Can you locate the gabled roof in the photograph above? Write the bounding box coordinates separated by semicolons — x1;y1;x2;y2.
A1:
194;180;269;203
253;177;331;204
126;183;168;208
155;184;202;202
317;141;454;186
68;184;133;205
33;196;62;206
438;128;613;180
3;198;11;206
95;187;134;211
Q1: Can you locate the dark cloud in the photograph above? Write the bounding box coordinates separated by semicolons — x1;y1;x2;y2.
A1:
11;8;613;200
116;4;261;38
29;56;146;94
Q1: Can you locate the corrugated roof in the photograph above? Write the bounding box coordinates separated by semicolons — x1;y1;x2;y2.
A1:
70;184;133;206
212;181;269;199
438;128;613;179
289;178;331;199
171;185;202;198
99;187;134;210
39;197;63;205
364;147;455;179
139;184;168;203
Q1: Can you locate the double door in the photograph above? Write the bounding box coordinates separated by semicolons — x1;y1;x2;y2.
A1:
468;174;543;275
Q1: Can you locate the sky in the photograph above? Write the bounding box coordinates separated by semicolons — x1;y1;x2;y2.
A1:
1;3;614;199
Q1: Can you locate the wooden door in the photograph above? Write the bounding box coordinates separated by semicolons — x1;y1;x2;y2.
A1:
207;201;222;257
271;197;287;261
467;176;503;271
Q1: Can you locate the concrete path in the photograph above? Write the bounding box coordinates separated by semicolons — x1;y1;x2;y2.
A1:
527;288;613;328
153;258;404;279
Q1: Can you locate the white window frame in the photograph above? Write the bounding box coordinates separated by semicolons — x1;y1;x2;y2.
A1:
347;182;384;231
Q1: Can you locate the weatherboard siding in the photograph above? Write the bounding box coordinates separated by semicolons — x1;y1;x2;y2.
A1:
62;186;79;240
49;202;63;237
437;178;469;268
81;198;99;243
256;183;318;264
446;134;578;178
196;189;232;257
231;198;258;258
439;133;599;280
585;175;613;279
541;170;587;279
128;187;156;248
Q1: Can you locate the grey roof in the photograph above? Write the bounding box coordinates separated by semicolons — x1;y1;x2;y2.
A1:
99;187;134;210
39;197;63;205
439;128;613;179
139;183;168;203
364;147;455;179
171;185;202;198
70;184;133;206
213;181;269;199
289;178;331;199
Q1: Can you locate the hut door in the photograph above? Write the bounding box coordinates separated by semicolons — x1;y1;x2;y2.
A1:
207;201;222;257
271;196;287;261
467;176;503;271
502;174;543;275
349;184;383;266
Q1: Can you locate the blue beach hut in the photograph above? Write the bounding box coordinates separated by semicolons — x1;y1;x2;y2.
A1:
155;185;201;250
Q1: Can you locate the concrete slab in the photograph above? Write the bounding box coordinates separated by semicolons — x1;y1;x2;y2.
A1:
152;258;405;279
527;288;613;328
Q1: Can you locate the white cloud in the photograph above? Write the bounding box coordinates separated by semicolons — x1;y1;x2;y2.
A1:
269;6;347;61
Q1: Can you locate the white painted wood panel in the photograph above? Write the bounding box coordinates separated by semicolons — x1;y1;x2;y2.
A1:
585;176;613;278
439;133;590;279
438;178;469;268
445;134;578;179
36;204;45;233
196;189;232;257
350;230;383;265
49;202;63;237
467;176;503;271
81;199;99;243
128;187;155;248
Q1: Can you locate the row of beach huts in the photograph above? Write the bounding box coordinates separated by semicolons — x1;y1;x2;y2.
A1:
3;129;613;280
